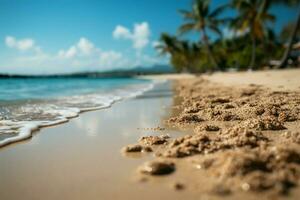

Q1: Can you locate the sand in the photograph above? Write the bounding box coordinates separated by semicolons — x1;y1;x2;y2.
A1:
1;69;300;200
125;69;300;199
203;68;300;91
0;82;192;200
137;73;195;80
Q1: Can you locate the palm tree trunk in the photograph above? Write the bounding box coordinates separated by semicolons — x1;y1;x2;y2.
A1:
278;10;300;68
201;29;219;71
249;33;256;70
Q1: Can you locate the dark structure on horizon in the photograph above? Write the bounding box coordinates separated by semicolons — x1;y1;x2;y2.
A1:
0;65;174;79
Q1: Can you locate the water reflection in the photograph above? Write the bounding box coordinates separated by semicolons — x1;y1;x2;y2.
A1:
0;82;185;200
72;82;174;140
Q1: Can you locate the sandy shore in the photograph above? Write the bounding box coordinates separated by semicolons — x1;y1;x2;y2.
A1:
128;69;300;199
1;69;300;200
140;69;300;90
0;82;194;200
203;68;300;91
137;73;195;80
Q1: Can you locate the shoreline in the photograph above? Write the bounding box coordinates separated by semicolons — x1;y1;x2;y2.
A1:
0;81;193;200
1;69;300;199
137;73;196;81
0;80;155;148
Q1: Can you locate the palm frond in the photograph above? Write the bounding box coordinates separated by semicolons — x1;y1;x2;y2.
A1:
178;9;195;20
209;4;230;18
178;23;197;35
201;0;210;17
259;13;276;23
271;0;300;6
218;17;234;25
231;0;251;10
208;25;222;38
229;17;243;30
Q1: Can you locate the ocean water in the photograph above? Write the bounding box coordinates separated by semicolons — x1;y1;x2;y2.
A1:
0;77;155;147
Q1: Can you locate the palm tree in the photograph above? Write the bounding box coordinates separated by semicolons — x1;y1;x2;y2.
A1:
279;12;300;68
156;33;192;72
280;21;300;42
157;33;207;72
156;33;180;56
231;0;275;70
267;0;300;68
253;0;300;68
178;0;228;71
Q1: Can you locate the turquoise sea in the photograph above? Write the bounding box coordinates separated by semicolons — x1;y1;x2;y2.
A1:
0;77;155;146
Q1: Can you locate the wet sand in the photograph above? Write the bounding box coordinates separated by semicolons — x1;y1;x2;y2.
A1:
0;82;193;200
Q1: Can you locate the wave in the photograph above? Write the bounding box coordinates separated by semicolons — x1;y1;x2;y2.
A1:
0;81;157;147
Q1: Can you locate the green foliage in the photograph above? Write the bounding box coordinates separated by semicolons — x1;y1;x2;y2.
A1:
280;21;300;42
178;0;230;70
158;0;300;73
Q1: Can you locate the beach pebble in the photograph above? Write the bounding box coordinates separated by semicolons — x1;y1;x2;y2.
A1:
241;182;250;191
240;89;256;96
142;146;153;152
210;184;231;196
137;126;166;131
224;104;235;109
139;135;169;145
122;144;143;152
138;160;175;175
204;125;220;131
135;176;149;183
171;182;185;190
122;144;152;153
211;97;230;104
197;158;215;169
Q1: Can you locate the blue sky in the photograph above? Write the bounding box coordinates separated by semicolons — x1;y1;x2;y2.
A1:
0;0;298;74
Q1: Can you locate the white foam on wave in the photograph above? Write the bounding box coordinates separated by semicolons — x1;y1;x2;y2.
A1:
0;81;156;147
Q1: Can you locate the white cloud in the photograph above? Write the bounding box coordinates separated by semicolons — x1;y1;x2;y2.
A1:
113;22;150;51
5;36;35;51
2;34;165;74
77;37;95;55
57;38;128;68
58;46;77;58
99;51;130;69
151;40;161;48
58;37;98;58
99;51;123;66
133;22;150;49
18;39;34;51
41;37;130;71
5;36;15;48
113;26;131;39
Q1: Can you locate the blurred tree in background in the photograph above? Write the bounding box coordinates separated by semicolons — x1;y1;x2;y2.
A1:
157;0;300;73
178;0;229;71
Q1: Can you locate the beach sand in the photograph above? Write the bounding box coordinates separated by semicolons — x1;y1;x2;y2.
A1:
1;69;300;200
203;68;300;91
130;69;300;199
0;82;196;200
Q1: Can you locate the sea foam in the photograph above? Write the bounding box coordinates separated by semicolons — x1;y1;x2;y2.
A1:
0;80;157;147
